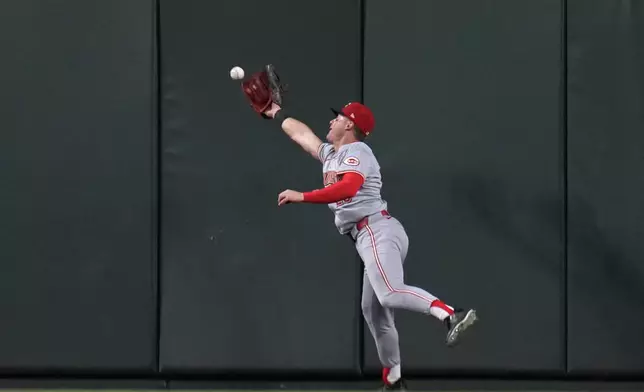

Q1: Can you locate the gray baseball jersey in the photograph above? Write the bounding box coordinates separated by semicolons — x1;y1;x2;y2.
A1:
317;141;388;234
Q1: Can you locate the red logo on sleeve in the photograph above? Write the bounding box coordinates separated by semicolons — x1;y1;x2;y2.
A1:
343;156;360;166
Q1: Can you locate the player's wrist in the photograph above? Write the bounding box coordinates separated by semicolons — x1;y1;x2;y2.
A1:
273;109;290;123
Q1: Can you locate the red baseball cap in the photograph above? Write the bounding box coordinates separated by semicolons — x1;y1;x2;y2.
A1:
331;102;375;136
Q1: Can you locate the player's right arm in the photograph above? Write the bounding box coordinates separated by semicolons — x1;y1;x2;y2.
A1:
264;103;323;160
280;117;323;159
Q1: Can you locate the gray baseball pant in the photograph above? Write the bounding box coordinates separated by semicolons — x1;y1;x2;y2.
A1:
352;212;440;368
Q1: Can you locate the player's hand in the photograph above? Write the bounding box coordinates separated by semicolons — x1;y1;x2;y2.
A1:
277;189;303;206
263;102;281;119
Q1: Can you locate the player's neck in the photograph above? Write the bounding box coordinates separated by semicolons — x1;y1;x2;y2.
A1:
333;135;359;151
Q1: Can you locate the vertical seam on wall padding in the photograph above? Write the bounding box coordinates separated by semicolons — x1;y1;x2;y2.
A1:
360;0;365;104
153;0;163;374
561;0;569;375
357;0;366;377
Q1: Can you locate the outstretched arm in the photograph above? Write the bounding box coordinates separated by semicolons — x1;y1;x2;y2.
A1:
277;172;365;206
264;103;323;160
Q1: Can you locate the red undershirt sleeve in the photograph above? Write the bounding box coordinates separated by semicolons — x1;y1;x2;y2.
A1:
302;172;364;203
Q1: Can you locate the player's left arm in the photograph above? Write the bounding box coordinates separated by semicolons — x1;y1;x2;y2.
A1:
277;144;372;206
278;173;364;206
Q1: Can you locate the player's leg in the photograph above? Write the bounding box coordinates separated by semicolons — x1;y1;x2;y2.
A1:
356;216;449;316
361;270;405;389
356;216;477;346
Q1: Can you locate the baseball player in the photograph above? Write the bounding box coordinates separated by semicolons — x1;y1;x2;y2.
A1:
257;101;478;391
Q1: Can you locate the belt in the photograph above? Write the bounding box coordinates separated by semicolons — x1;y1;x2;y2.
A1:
356;210;390;232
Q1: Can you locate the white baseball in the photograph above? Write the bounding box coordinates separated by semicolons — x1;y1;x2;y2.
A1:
229;66;244;80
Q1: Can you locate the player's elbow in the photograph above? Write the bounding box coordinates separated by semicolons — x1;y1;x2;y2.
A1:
346;184;361;198
341;173;364;197
332;184;360;202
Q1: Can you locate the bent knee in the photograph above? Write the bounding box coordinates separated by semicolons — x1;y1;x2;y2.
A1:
378;291;399;309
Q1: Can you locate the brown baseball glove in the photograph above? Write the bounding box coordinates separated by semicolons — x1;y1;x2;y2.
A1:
241;64;287;118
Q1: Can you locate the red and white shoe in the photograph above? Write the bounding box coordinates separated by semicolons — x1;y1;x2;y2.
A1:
380;368;407;391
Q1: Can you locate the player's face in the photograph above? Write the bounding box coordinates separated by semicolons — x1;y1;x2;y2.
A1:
327;114;351;142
